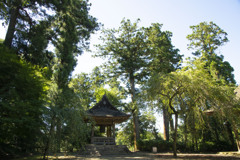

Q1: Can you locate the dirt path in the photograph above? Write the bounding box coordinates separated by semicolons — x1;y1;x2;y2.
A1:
50;152;240;160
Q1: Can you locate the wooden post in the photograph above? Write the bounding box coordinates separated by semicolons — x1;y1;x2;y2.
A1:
113;123;116;145
107;126;111;137
113;123;115;138
91;125;94;144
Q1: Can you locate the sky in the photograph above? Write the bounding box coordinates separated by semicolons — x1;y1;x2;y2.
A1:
72;0;240;84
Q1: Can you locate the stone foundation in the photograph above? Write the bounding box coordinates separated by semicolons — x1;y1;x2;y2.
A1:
80;144;131;156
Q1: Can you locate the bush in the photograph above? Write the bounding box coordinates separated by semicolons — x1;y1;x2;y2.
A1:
199;141;234;152
138;139;197;153
0;44;46;156
138;139;172;152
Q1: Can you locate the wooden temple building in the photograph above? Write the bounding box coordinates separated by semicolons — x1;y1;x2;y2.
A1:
87;95;130;145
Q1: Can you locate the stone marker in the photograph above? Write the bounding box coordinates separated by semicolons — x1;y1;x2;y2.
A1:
152;147;157;153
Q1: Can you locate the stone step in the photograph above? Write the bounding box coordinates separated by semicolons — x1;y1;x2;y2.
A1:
80;144;131;156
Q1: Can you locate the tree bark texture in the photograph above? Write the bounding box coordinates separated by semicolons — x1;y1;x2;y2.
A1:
225;121;235;149
130;72;140;151
173;113;178;157
170;115;174;132
232;122;240;152
4;7;19;48
43;114;56;160
163;106;170;141
184;115;188;148
56;117;61;153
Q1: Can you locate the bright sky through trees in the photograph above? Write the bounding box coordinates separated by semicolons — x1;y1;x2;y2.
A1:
0;0;239;84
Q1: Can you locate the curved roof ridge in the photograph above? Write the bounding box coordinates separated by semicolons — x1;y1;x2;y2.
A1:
87;94;128;117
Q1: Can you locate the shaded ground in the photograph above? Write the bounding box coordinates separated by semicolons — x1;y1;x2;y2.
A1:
40;152;240;160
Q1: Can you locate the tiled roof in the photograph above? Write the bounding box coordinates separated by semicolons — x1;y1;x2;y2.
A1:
86;95;130;124
87;95;129;117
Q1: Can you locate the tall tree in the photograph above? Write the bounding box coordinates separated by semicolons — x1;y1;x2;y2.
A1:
148;58;237;156
186;21;237;151
96;19;148;150
1;0;98;66
43;0;98;155
187;21;235;84
146;23;182;73
1;0;57;65
96;19;182;150
231;86;240;151
1;0;99;158
145;23;182;141
148;72;188;157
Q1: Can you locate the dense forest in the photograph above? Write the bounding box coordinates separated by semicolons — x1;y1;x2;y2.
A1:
0;0;239;159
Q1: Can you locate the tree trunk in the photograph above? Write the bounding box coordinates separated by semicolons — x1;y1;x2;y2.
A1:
225;121;235;149
173;113;178;157
191;137;194;151
56;117;61;153
133;112;140;151
184;115;188;149
169;114;174;132
153;127;159;139
195;137;198;151
4;7;19;48
130;72;140;151
214;126;220;143
43;114;56;160
232;121;240;152
163;106;169;141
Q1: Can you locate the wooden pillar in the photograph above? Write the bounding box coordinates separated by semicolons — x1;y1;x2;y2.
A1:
113;123;115;138
91;125;94;144
107;126;111;137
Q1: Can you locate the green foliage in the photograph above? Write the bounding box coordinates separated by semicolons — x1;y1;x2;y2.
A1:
69;73;93;110
94;87;124;108
0;0;99;157
0;44;46;156
96;19;182;150
138;138;194;152
90;67;106;89
116;108;159;149
35;1;99;156
186;22;238;151
116;120;134;148
61;108;90;151
146;23;182;73
138;139;172;152
187;21;228;56
2;0;99;67
69;67;125;110
147;53;239;154
199;141;235;152
96;19;182;85
187;21;235;84
95;18;148;85
139;110;158;140
1;5;239;156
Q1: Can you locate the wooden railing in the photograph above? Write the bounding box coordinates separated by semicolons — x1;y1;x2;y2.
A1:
91;137;116;145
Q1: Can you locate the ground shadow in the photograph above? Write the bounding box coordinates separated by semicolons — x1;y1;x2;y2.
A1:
47;152;240;160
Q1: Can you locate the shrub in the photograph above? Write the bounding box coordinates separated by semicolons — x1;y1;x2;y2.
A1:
138;139;172;152
199;141;234;152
